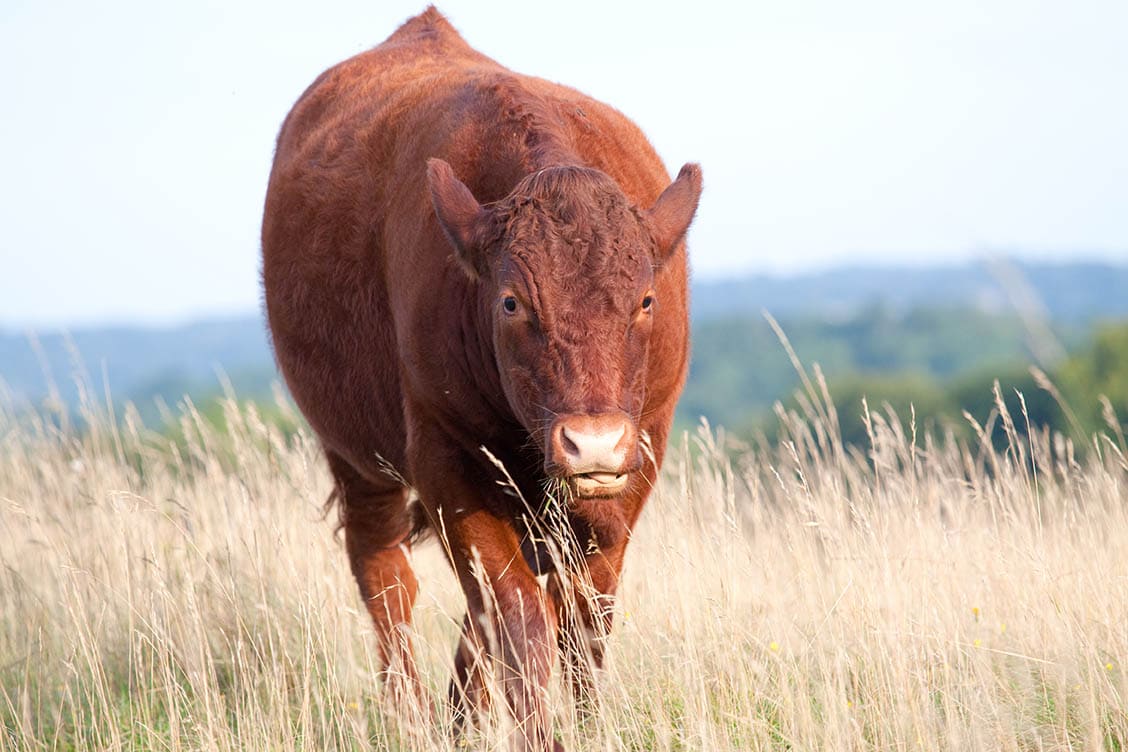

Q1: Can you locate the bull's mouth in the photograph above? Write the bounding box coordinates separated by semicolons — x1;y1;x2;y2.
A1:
571;471;629;498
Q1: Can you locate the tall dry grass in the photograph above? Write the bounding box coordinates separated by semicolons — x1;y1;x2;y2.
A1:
1;373;1126;750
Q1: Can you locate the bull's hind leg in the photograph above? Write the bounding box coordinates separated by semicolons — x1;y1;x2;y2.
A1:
327;452;427;713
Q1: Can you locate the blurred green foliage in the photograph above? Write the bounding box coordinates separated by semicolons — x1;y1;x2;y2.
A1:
682;305;1069;431
1057;323;1128;436
688;308;1128;447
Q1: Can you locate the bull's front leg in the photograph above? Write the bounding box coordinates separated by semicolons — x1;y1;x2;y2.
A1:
548;536;627;717
445;508;560;751
547;470;653;718
448;612;492;734
411;438;561;751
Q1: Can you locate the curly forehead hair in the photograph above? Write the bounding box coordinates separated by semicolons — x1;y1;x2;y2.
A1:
498;165;653;279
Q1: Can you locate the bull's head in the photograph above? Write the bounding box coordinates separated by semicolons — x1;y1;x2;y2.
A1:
427;159;702;498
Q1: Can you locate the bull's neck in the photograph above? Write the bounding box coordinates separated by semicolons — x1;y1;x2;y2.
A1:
525;141;586;174
462;276;513;426
486;74;588;177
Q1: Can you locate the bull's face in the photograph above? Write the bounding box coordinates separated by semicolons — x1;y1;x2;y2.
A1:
428;160;701;498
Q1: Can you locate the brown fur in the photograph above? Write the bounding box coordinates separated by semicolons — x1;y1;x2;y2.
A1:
262;7;701;749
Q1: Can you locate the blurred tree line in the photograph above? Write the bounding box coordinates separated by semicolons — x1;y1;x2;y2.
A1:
680;305;1128;446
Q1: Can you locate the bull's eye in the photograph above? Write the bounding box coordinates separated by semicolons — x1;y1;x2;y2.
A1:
502;295;518;314
641;295;654;312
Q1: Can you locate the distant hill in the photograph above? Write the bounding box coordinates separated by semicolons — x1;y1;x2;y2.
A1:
690;259;1128;322
2;259;1125;425
0;317;275;419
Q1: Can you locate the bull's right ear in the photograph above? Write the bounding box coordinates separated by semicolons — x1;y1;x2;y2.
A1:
427;158;492;278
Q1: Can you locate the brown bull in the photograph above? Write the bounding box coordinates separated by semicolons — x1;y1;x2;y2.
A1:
262;7;701;749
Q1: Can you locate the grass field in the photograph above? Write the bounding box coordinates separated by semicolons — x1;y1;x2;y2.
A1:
2;375;1126;750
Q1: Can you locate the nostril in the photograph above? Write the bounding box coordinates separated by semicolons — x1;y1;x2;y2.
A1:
560;428;581;459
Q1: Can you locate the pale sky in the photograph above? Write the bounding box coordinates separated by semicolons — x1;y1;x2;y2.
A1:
1;0;1126;327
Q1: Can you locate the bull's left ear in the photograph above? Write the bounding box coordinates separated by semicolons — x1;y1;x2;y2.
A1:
648;163;703;262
